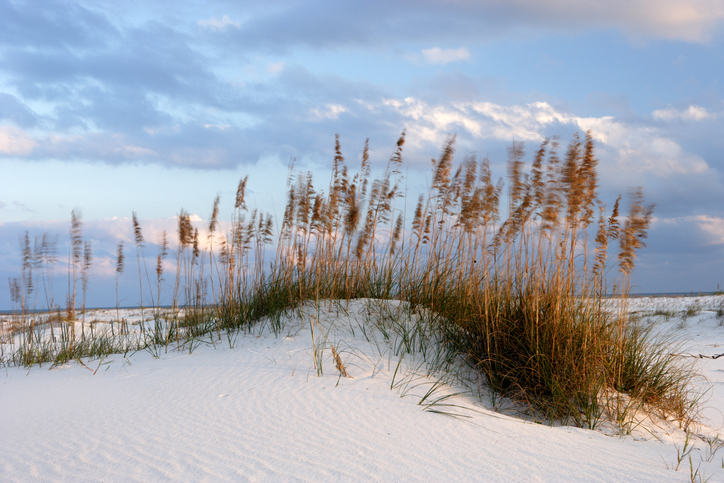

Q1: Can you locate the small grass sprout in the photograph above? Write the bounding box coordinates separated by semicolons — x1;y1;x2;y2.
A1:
689;456;712;483
705;435;724;462
675;430;696;472
686;303;701;318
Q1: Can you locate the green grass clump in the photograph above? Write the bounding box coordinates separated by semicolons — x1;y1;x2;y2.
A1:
3;130;698;430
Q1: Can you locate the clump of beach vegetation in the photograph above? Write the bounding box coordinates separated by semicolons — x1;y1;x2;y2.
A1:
1;130;697;430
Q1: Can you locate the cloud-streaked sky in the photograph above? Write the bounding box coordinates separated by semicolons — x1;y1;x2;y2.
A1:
2;0;724;308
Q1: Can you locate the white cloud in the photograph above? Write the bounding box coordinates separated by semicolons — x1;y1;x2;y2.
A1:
42;132;158;160
658;215;724;245
198;15;240;31
421;47;471;65
694;215;724;244
616;136;709;177
267;62;285;75
118;144;157;157
370;97;714;179
0;126;36;155
380;98;576;145
617;0;724;42
499;0;724;42
310;104;347;121
653;105;715;121
468;101;578;140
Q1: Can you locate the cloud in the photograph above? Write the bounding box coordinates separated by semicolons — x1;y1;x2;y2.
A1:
2;17;223;134
41;132;159;161
198;15;240;31
496;0;724;42
0;38;718;196
616;136;709;176
0;2;719;197
650;215;724;257
309;104;347;121
3;73;714;190
0;93;38;127
267;62;285;75
653;105;715;121
421;47;471;65
12;201;37;213
373;98;573;148
353;96;724;216
684;215;724;246
208;0;724;52
621;0;724;42
0;1;720;174
0;0;117;51
0;126;36;155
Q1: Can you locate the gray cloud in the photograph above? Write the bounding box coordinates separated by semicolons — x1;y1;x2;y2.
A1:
11;201;36;213
0;93;37;127
16;0;718;67
201;0;724;52
0;0;116;51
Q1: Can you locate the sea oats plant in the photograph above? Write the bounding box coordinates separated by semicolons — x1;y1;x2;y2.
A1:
132;212;154;331
81;240;92;338
68;209;83;322
115;241;124;336
234;130;688;427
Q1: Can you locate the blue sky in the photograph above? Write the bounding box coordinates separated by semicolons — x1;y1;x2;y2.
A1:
2;0;724;309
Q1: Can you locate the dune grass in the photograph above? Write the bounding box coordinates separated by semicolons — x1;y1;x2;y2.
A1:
1;131;698;430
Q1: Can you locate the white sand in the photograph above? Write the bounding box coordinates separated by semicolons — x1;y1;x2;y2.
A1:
2;297;724;482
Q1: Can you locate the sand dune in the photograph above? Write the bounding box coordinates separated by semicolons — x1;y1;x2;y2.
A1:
2;297;724;482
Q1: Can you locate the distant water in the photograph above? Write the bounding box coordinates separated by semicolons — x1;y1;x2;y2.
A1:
0;305;175;315
606;291;723;298
3;293;722;314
